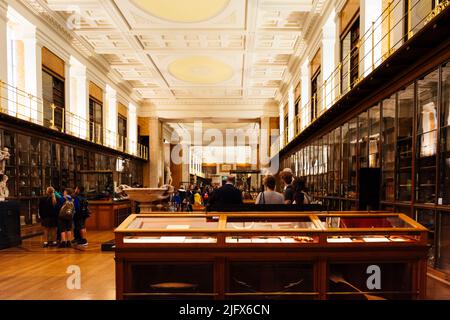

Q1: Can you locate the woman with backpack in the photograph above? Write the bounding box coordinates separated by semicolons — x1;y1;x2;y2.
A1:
58;188;76;248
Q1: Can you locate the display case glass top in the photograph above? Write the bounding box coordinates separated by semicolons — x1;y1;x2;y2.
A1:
318;215;415;229
115;212;428;247
225;216;316;230
126;216;219;231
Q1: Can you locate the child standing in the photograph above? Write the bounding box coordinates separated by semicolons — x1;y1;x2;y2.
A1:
38;187;58;247
58;188;76;248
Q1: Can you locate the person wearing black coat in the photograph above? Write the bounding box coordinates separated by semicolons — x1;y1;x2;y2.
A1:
38;187;58;247
208;176;243;208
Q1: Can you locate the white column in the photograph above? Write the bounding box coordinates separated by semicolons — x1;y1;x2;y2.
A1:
279;103;284;147
149;117;162;187
0;0;7;84
288;86;295;141
300;59;310;131
260;117;270;170
361;0;382;77
322;8;337;110
69;56;87;138
128;102;137;155
10;21;41;124
105;84;117;148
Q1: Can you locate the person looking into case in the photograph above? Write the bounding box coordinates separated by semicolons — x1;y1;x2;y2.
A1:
38;187;58;247
280;168;294;204
255;175;284;204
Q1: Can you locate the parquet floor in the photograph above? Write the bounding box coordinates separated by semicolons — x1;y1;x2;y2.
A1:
0;231;115;300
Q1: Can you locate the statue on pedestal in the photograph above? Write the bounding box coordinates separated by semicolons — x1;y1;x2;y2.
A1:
0;147;10;175
0;147;10;200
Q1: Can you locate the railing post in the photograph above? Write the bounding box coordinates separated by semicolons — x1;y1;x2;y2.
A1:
0;80;3;113
28;94;32;121
407;0;413;39
387;1;391;54
50;103;57;130
372;21;375;71
62;109;65;133
338;62;342;97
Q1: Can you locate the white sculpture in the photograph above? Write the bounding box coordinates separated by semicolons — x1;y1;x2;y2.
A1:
164;165;173;186
0;175;9;200
0;147;10;200
0;147;10;175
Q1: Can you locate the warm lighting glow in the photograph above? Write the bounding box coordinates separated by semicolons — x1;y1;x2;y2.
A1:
168;56;234;84
131;0;230;23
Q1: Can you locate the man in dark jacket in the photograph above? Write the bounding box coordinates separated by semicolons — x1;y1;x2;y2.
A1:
208;176;243;208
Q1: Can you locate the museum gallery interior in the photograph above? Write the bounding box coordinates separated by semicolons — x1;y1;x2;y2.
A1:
0;0;449;301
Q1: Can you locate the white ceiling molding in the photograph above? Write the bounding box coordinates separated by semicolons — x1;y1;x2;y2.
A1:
20;0;329;118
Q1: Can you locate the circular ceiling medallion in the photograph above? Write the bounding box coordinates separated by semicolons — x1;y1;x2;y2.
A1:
168;56;234;84
131;0;230;23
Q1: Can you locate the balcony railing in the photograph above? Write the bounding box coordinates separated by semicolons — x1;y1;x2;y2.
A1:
0;80;149;160
285;0;449;148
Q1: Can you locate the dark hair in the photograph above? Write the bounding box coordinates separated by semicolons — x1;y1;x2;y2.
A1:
64;188;73;196
292;177;306;193
226;176;235;184
280;170;293;184
263;175;276;190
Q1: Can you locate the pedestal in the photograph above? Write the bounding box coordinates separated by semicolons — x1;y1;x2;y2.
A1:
0;201;21;249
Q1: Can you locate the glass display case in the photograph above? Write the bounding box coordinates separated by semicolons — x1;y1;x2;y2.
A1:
381;95;396;201
440;62;450;205
396;85;414;202
79;170;114;200
115;212;428;300
1;129;17;197
416;69;438;204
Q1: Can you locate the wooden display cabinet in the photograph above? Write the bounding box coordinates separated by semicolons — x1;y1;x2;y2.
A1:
114;212;429;300
86;200;133;230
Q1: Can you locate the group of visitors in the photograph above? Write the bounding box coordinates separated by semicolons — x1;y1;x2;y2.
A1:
38;186;90;248
171;185;212;212
203;169;311;208
256;168;312;205
169;168;311;211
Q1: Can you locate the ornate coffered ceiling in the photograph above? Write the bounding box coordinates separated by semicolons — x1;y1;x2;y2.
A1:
39;0;321;115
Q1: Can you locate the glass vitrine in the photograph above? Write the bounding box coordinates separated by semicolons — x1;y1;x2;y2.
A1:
17;135;30;197
416;69;438;204
1;129;16;197
440;62;450;205
115;212;429;300
116;213;427;247
396;85;414;202
381;95;396;201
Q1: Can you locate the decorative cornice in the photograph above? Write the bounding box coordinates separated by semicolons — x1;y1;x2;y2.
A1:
276;0;336;104
143;98;278;106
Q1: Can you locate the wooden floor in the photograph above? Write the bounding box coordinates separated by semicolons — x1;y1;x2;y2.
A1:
0;231;449;300
0;231;116;300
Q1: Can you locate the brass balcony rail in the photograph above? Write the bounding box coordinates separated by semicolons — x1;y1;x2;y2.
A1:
285;0;448;148
0;80;149;160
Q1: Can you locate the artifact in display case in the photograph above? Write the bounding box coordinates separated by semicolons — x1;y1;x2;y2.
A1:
115;212;429;300
79;170;114;200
